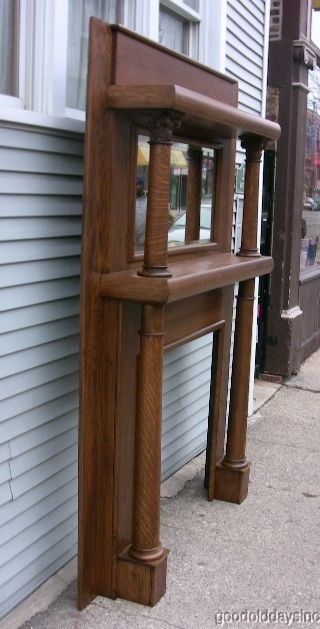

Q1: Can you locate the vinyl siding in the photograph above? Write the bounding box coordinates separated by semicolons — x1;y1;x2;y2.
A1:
0;123;82;620
162;334;213;480
226;0;266;166
226;0;265;116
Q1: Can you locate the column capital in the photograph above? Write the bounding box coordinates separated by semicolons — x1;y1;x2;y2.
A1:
240;134;265;162
142;111;183;144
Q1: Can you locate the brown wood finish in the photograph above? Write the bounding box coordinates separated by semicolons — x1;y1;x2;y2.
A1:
214;133;267;504
79;18;280;611
107;84;281;141
214;279;255;504
130;305;166;562
185;146;202;243
138;117;175;277
112;26;238;106
100;252;274;304
238;135;265;257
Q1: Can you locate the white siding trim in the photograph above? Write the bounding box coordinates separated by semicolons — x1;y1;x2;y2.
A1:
0;110;84;134
248;0;270;416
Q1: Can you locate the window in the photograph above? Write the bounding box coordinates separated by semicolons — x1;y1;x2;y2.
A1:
158;1;200;58
67;0;121;110
0;0;19;97
0;0;218;118
159;6;189;54
66;0;202;112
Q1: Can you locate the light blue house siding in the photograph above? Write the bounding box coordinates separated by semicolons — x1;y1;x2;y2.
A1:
0;124;82;618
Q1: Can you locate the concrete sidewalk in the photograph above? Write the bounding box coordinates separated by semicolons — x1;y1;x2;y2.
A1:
7;350;320;629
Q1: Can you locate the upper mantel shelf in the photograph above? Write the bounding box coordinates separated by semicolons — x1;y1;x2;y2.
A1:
100;252;274;305
106;84;281;142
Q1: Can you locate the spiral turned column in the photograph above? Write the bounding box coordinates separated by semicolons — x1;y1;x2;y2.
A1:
129;304;166;563
138;112;181;277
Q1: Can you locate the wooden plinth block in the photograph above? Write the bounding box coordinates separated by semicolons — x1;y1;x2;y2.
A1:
213;460;251;504
116;547;169;606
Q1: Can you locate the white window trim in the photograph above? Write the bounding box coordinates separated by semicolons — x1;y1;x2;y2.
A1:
160;0;201;22
198;0;227;71
0;93;23;109
248;0;271;417
17;0;68;116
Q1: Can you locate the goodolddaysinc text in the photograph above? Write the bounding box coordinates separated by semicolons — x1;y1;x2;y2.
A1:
215;609;320;626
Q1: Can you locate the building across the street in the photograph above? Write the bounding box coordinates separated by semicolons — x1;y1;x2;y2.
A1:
258;0;320;378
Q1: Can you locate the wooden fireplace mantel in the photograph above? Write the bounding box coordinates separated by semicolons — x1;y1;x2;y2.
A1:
78;19;280;612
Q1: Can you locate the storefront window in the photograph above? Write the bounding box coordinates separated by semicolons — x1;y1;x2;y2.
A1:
301;61;320;274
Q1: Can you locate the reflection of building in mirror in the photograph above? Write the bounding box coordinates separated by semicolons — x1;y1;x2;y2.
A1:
135;135;215;250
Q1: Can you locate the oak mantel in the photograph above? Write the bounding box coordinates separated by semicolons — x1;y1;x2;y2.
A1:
78;18;280;611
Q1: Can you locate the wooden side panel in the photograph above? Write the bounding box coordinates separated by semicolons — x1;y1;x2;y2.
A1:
79;20;139;608
78;20;121;609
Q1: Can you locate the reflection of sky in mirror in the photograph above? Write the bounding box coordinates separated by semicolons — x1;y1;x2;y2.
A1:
312;11;320;48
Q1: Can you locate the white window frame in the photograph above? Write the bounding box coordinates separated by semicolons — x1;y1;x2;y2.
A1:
1;0;227;122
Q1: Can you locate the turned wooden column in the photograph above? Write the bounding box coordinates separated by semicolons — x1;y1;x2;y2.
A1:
223;278;255;466
139;113;180;277
214;135;265;504
129;304;166;562
238;134;264;257
185;145;202;243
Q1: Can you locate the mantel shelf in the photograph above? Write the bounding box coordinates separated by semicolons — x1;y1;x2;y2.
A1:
107;84;281;141
100;252;274;304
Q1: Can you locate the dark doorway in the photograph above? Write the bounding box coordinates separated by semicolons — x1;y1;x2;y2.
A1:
255;150;276;376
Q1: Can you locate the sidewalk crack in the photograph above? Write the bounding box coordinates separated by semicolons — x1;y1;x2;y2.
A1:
283;383;320;394
249;436;320;453
93;601;184;628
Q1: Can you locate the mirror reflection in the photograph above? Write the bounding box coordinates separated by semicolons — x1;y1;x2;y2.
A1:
135;135;215;252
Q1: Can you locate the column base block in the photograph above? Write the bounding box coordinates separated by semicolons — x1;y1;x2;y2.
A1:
116;546;169;606
213;461;251;504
